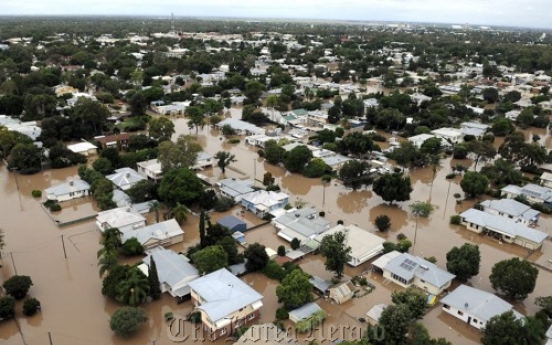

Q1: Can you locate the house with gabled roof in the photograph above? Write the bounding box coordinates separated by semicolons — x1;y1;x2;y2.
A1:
136;159;163;180
459;208;547;250
440;284;524;330
501;183;552;207
241;190;289;217
106;167;146;191
540;172;552;189
139;247;199;301
122;219;184;249
273;207;331;243
96;206;146;233
216;178;255;202
372;251;455;295
479;198;540;225
189;268;263;340
44;179;90;202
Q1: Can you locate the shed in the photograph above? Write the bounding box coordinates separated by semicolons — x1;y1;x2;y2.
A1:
366;304;387;325
329;281;357;305
309;276;332;295
289;302;323;324
232;231;246;244
217;215;247;233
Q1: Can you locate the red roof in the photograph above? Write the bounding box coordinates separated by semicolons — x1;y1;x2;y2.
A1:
95;133;132;144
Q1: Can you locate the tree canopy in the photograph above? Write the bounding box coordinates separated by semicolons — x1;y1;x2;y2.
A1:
157;134;202;171
489;258;538;300
446;243;481;282
276;269;313;310
319;231;352;278
158;167;204;206
109;307;148;338
372;172;413;204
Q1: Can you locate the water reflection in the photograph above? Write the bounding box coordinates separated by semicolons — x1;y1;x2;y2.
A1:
336;189;372;214
368;203;409;232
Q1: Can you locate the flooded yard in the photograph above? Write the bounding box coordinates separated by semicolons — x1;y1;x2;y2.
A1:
1;112;552;345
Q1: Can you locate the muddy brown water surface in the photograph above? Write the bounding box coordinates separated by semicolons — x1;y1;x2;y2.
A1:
2;111;552;345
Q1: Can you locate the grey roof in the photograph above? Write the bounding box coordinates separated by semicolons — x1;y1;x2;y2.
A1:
106;167;146;189
218;178;255;196
228;262;247;276
45;179;90;197
274;208;331;239
366;304;388;323
520;183;552;202
309;276;332;293
123;219;184;245
546;324;552;340
188;268;263;322
480;199;539;221
112;189;131;207
460;209;548;244
217;215;246;230
384;252;455;288
501;184;523;196
288;302;323;322
196;151;212;161
217;118;264;134
321;154;352;167
440;285;523;324
142;247;198;295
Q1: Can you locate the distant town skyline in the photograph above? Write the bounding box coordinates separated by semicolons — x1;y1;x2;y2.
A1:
3;0;552;30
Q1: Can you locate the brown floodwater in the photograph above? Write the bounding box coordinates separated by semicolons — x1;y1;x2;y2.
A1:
2;111;552;345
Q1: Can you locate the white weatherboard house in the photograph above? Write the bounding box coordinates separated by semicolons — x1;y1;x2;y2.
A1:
139;247;199;301
67;141;98;156
372;251;455;295
407;133;435;148
430;127;463;144
479;198;540;225
440;284;524;331
273;208;331;243
189;268;263;340
459;208;547;250
215;118;265;135
121;219;184;249
216;178;255;202
106;167;146;191
192;151;214;170
44;179;90;202
96;206;146;233
314;224;385;267
136;159;163;180
240;190;289;217
501;183;552;207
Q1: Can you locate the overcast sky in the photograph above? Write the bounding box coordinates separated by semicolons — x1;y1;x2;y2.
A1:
3;0;552;29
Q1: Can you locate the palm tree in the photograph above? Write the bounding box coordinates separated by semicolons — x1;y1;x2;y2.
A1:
149;201;161;223
98;251;118;277
116;267;150;307
98;227;122;257
214;151;237;174
170;202;189;225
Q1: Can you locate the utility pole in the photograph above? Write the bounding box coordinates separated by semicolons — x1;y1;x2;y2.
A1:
253;158;256;186
61;235;67;259
10;252;17;275
48;330;53;345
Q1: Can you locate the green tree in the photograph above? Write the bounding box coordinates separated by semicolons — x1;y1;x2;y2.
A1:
2;275;33;300
116;267;150;306
291;238;300;250
491;117;514;136
446;243;480;282
192;245;228;274
489;258;538;300
378;304;411;345
482;87;499;103
244;242;269;272
244;80;266;103
375;215;391;231
169;202;188;225
410;323;452;345
303;158;328;178
109;306;148;338
148;257;162;300
7;143;42;174
148;116;175;142
482;311;545;345
284;145;313;173
460;171;489;198
338;160;371;190
276;269;313;310
372;173;413;204
214;151;237;174
0;296;15;319
148;200;162;223
121;238;144;256
391;287;428;319
126;180;158;203
157;134;202;171
98;251;119;277
92;157;114;175
420;137;442;155
264;140;286;164
22;297;41;316
319;231;352;278
466;140;497;170
102;265;131;299
71;98;110;136
158;168;205;206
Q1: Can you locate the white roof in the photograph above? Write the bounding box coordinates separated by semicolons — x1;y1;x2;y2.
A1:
106;168;146;189
314;224;385;263
384;252;455;288
122;219;183;245
241;190;289;208
407;133;435;142
96;207;145;231
431;127;463;138
142;247;198;297
45;179;90;197
371;250;401;269
67;141;97;153
188;268;263;323
440;285;523;324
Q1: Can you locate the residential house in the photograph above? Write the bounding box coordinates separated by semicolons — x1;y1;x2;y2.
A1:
153;102;190;115
112;189;131;208
122;219;184;249
96;206;146;233
44;180;90;202
94;133;132;150
137;159;163;180
217;216;247;233
140;247;199;301
216;178;255;202
3;121;42;141
501;183;552;207
459;208;547;250
288;302;323;324
410;93;431;105
479;199;540;225
67;141;98;156
505;110;522;121
241;190;289;217
363;98;379;111
460;122;489;138
67;93;97;107
430;128;463;144
372;251;455;295
440;284;523;331
321;154;353;171
540;172;552;189
216;118;265;136
407;134;435;148
306;110;329;127
106;167;146;191
192;151;214;170
328;281;357;305
314;224;385;267
273;208;331;243
189;268;263;340
53;84;78;97
233;323;299;345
